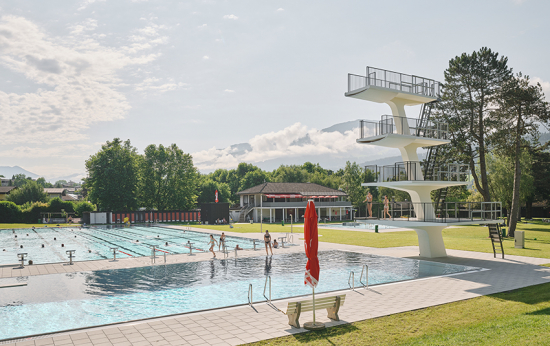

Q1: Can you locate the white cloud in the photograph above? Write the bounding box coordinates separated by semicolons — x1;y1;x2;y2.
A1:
203;55;210;60
512;0;527;4
135;78;188;93
69;18;98;35
197;24;207;29
223;14;238;20
530;77;550;100
0;15;161;145
192;123;365;170
77;0;106;11
276;8;284;11
224;89;234;93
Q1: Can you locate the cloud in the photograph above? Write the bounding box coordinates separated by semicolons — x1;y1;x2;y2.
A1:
192;123;365;170
223;14;238;20
77;0;106;11
276;8;284;11
197;24;207;29
69;18;98;35
224;89;234;92
530;77;550;100
0;15;161;145
135;78;188;93
203;55;210;60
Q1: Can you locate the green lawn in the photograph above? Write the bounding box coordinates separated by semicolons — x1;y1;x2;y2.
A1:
249;282;550;346
194;220;550;259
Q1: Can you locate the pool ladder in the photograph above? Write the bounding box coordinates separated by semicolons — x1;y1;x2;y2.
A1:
348;264;369;290
263;276;271;303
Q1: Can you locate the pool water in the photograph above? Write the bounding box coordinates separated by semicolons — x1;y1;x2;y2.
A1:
0;250;481;340
0;226;255;265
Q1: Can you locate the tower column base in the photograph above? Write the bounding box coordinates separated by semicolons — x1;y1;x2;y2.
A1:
412;226;447;258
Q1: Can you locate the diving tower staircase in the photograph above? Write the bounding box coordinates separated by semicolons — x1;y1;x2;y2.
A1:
346;66;502;258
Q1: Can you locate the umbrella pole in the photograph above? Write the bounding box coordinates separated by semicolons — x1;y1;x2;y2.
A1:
312;286;315;324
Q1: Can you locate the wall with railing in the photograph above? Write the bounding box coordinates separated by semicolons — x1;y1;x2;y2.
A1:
359;115;448;139
348;66;441;97
365;161;470;183
357;202;501;223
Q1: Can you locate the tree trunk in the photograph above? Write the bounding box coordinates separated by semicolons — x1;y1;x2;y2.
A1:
525;200;532;220
508;118;523;237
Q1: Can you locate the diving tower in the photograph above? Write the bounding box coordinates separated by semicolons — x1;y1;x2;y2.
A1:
346;66;501;258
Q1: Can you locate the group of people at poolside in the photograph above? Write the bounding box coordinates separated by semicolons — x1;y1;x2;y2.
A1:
207;230;279;258
363;192;392;219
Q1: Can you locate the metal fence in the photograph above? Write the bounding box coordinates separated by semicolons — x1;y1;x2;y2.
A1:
348;66;441;97
359;115;448;139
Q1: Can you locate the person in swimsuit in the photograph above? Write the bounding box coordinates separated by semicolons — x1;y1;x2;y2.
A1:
383;195;391;220
363;191;373;218
264;230;273;255
273;239;278;249
218;232;226;251
208;234;218;258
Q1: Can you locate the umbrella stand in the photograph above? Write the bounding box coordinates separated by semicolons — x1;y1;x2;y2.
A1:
304;286;325;330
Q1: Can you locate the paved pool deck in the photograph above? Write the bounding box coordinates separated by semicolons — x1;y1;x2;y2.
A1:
2;225;550;346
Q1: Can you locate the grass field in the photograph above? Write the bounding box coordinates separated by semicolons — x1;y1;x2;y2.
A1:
194;220;550;259
249;282;550;346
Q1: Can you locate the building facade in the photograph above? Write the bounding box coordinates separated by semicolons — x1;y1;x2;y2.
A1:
236;182;352;223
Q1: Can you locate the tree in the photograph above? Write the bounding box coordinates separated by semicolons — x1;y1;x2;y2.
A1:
139;143;198;210
197;178;231;204
54;180;67;188
525;143;550;218
272;165;309;183
0;201;22;223
490;74;550;235
487;151;534;228
340;161;366;216
240;170;269;191
85;138;140;211
74;201;95;218
437;47;513;202
36;177;53;188
6;180;48;205
11;174;30;187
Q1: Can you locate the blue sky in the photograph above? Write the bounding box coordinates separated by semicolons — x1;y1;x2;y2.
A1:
0;0;548;180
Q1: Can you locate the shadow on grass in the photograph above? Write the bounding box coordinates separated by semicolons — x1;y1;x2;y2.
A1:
527;307;550;316
288;322;360;345
489;282;550;305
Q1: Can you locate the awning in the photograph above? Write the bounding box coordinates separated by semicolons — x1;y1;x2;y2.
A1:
264;194;303;198
306;196;340;199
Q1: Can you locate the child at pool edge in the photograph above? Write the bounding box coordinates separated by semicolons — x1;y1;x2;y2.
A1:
273;239;279;249
208;234;218;258
218;232;226;251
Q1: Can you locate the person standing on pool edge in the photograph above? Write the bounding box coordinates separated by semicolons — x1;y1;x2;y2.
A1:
208;234;218;258
264;230;273;256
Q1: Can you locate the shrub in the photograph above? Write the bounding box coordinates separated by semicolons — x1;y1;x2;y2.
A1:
74;201;95;217
20;201;49;223
0;201;22;223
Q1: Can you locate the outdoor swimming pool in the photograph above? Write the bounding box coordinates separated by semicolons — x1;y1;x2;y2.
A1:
320;222;396;230
0;250;482;341
0;226;255;265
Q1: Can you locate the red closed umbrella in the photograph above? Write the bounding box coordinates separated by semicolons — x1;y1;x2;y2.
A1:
304;200;320;288
304;200;323;329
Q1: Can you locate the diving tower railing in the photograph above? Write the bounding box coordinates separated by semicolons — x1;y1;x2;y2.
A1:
359;115;448;139
348;66;441;97
356;201;502;223
365;162;470;183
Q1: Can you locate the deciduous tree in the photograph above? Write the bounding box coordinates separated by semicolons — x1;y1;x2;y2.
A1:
85;138;140;211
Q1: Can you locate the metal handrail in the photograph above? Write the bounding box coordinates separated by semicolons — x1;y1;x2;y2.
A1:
348;66;441;97
365;161;470;183
354;201;503;223
359;116;448;140
17;253;27;268
248;284;253;306
360;264;369;289
110;247;118;261
263;276;271;303
348;271;355;290
66;250;76;265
